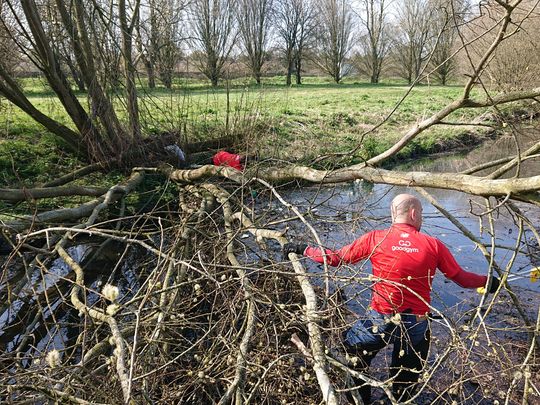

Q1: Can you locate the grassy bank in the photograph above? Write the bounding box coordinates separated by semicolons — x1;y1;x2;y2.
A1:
0;76;491;187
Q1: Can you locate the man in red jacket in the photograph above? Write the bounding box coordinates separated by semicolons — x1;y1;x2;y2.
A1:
283;193;499;403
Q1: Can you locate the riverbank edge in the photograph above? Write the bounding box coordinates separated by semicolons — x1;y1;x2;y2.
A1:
342;106;540;170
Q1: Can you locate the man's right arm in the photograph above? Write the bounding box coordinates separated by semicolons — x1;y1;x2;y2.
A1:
303;234;372;267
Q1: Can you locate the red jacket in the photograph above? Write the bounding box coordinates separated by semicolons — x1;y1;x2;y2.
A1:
212;151;244;171
304;223;487;315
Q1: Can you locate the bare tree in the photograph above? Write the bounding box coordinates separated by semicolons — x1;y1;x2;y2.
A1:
137;0;185;89
88;2;123;91
136;8;156;88
190;0;236;87
275;0;315;86
43;3;87;91
119;0;142;139
428;0;466;85
394;0;433;84
314;0;355;83
466;0;540;91
237;0;273;84
0;3;20;79
355;0;392;83
294;0;316;84
0;0;147;161
276;0;300;86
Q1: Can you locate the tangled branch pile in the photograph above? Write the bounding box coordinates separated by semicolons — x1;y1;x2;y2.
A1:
0;169;538;404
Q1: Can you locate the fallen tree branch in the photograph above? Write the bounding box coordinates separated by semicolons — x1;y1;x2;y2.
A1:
1;171;144;232
0;185;108;202
165;165;540;202
11;384;107;405
201;183;257;405
162;164;243;184
487;139;540;180
58;245;131;404
288;252;338;405
40;163;105;187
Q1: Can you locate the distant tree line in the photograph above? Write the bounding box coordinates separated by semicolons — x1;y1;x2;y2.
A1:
0;0;513;90
0;0;537;162
144;0;469;86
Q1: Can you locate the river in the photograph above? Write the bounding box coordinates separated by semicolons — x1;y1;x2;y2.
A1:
266;126;540;315
2;126;539;360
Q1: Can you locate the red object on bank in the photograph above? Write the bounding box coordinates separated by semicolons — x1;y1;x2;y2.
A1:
212;151;244;171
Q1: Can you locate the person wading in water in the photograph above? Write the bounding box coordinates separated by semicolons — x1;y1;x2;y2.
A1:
283;193;500;403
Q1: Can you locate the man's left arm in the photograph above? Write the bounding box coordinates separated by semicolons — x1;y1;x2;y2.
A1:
437;240;499;292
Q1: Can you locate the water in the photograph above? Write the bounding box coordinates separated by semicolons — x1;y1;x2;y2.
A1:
2;126;540;357
0;241;141;357
273;181;539;313
266;127;540;315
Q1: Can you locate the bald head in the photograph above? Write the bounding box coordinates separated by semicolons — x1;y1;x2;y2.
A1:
391;194;423;230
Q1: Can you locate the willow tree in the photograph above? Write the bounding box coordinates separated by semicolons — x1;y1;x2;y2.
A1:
275;0;316;86
428;0;466;85
190;0;237;87
394;0;434;84
137;0;186;89
355;0;392;84
237;0;273;84
0;0;143;162
314;0;355;83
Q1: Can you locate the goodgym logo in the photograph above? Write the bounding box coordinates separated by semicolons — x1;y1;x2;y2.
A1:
400;233;409;238
392;239;419;253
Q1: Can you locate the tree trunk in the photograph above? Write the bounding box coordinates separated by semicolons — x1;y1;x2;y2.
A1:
119;0;141;140
296;56;302;85
161;72;173;89
146;60;156;89
371;50;380;83
0;186;108;202
59;0;127;156
0;63;83;155
21;0;101;148
286;59;293;86
65;57;86;92
254;69;262;84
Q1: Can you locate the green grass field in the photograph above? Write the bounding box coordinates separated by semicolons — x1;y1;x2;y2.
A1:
0;76;489;187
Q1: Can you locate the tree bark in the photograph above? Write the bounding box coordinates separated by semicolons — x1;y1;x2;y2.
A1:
2;172;144;232
0;186;108;202
58;0;127;152
119;0;142;140
0;71;83;154
165;164;540;202
21;0;100;147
